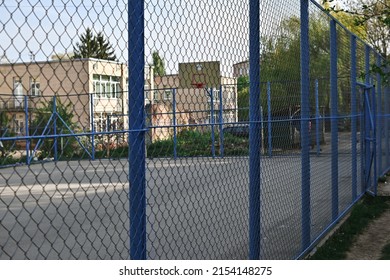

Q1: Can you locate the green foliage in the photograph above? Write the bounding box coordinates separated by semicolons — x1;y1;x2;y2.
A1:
31;97;78;158
147;130;213;157
378;176;387;183
0;111;9;129
309;196;390;260
371;62;389;85
260;13;360;112
237;75;249;92
0;155;27;166
235;15;342;119
147;129;250;157
73;28;117;61
223;132;249;156
147;138;174;157
380;243;390;260
152;51;166;76
237;76;250;122
322;0;389;83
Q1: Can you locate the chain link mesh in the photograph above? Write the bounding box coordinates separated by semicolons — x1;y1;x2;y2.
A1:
0;0;389;260
1;0;130;260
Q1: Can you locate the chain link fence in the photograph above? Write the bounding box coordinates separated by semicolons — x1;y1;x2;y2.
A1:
0;0;389;259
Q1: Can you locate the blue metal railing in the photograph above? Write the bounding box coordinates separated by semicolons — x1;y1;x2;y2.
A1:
0;0;388;261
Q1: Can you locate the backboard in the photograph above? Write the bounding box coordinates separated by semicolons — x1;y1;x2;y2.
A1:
179;61;220;88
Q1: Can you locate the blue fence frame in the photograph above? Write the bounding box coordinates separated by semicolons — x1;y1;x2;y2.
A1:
0;0;388;260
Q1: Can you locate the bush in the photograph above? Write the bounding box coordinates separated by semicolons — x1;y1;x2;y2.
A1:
147;129;250;158
223;132;249;156
147;139;174;158
177;130;214;156
0;155;27;166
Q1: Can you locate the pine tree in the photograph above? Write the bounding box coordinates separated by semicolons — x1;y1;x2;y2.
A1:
73;28;117;61
152;51;166;76
95;32;117;61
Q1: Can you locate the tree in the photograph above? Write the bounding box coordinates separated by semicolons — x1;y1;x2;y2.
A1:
236;13;356;116
73;28;117;61
322;0;389;83
152;51;166;76
31;97;78;158
0;111;9;129
260;15;335;111
95;31;117;60
236;76;249;121
323;0;389;58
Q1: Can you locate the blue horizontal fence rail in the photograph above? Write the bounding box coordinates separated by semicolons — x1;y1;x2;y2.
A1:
0;0;388;260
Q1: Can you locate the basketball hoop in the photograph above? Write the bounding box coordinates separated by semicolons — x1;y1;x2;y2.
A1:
191;73;206;89
191;82;205;89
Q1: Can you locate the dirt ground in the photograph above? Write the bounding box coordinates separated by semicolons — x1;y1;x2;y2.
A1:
346;181;390;260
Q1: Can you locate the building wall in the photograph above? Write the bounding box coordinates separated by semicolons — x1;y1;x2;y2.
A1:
233;60;249;77
1;59;236;143
0;60;90;132
87;60;127;132
0;59;128;134
150;72;238;141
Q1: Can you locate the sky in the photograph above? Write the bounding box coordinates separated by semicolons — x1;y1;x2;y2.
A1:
1;0;319;76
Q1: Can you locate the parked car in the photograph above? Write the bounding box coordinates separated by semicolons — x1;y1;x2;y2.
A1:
290;108;324;148
223;124;250;137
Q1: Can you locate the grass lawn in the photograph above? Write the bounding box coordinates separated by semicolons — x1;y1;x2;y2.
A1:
309;195;390;260
380;243;390;260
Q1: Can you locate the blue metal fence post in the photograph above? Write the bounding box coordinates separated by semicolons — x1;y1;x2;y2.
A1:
260;106;264;155
173;88;177;159
372;62;378;195
24;95;30;165
218;85;224;158
129;0;146;260
210;88;216;158
315;79;320;156
376;55;382;177
386;78;390;169
249;0;261;260
365;45;371;191
350;35;357;200
90;94;95;160
53;95;58;161
330;19;339;221
360;83;365;193
267;81;272;157
300;0;311;251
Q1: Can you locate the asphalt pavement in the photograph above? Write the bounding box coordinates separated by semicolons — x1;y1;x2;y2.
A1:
0;151;361;260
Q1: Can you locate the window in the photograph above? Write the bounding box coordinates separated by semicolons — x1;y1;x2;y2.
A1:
153;91;159;101
12;119;24;134
207;112;219;124
30;78;40;96
13;78;23;95
208;88;220;103
163;90;172;101
144;84;150;101
214;89;220;102
93;74;120;99
114;83;121;98
13;78;23;108
224;112;235;123
110;84;116;98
